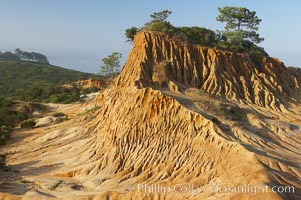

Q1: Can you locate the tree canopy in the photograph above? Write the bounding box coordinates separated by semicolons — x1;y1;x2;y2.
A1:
217;7;262;31
125;27;139;43
125;8;267;56
100;52;122;80
217;6;264;44
144;10;175;34
149;10;172;23
125;10;215;47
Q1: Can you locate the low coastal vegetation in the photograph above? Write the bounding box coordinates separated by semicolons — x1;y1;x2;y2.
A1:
19;85;83;104
53;112;69;124
52;112;66;117
0;60;104;104
20;119;36;129
80;105;101;116
0;98;27;146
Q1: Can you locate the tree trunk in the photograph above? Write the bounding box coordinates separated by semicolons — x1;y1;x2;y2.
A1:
111;68;114;80
238;19;241;30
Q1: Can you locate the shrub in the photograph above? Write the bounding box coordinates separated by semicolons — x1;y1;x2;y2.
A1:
125;26;140;43
174;26;217;46
80;87;100;95
49;180;63;191
0;125;13;146
52;112;65;117
0;109;28;126
20;119;36;128
125;9;267;56
80;105;100;116
1;125;12;134
0;154;6;168
218;103;245;121
54;115;69;124
144;21;176;35
0;97;13;107
54;118;65;124
18;85;82;104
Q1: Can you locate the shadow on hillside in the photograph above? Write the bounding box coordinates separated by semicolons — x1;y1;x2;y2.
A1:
3;129;33;149
0;160;62;195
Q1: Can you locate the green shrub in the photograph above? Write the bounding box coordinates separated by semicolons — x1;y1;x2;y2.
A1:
20;119;36;128
0;126;12;145
54;115;69;124
144;21;176;34
52;112;65;117
80;105;100;116
1;125;12;134
174;26;217;46
54;118;65;124
0;97;12;107
80;87;100;95
20;179;33;184
125;26;140;43
218;103;245;121
0;109;28;126
16;84;84;104
0;154;6;168
0;98;24;146
49;180;63;191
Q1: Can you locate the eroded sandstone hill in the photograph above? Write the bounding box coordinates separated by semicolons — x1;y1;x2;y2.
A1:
117;32;300;111
1;31;301;200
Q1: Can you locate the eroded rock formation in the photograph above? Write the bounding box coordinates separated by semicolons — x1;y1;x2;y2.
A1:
118;32;300;110
1;32;301;200
63;79;104;90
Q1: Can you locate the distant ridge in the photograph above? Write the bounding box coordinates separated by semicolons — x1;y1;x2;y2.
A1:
0;48;49;64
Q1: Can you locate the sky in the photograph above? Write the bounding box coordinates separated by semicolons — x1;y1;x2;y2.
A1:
0;0;300;73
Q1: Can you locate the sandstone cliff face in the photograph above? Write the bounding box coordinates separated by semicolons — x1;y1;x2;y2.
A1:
73;32;299;199
118;32;300;110
2;32;301;200
54;32;301;199
63;79;104;90
75;79;103;89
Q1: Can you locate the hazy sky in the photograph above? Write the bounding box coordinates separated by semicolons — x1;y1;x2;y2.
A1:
1;0;300;73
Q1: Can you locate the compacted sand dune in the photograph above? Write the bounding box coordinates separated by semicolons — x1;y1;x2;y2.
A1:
1;32;301;200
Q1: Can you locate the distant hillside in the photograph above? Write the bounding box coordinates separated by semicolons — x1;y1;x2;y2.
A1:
0;60;102;100
0;48;49;64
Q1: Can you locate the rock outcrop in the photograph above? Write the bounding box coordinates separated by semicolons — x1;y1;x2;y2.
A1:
75;79;103;89
75;32;299;199
1;32;301;200
63;79;104;90
118;32;300;110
